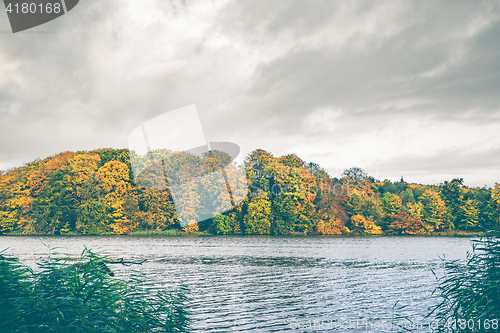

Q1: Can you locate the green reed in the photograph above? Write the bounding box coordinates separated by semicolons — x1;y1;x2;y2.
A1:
0;249;191;333
427;226;500;332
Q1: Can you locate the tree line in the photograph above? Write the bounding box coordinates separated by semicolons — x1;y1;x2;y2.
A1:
0;148;499;235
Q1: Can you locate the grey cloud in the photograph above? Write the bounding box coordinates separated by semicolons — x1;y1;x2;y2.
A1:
223;1;500;125
373;146;500;187
1;0;499;187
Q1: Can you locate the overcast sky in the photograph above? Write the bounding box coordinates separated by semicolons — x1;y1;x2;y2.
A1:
1;0;500;187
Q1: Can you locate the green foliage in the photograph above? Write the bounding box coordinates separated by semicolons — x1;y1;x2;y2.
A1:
30;166;78;235
75;199;110;234
344;193;383;222
382;192;402;215
378;179;408;195
440;178;466;226
400;188;415;205
0;249;191;333
272;195;297;235
459;199;480;230
212;214;232;235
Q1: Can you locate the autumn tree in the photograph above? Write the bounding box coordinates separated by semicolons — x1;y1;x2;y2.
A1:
418;189;450;232
314;178;349;235
348;214;382;235
96;161;133;234
75;199;110;234
459;199;480;230
382;193;402;216
135;189;178;231
400;188;415;205
0;158;49;234
387;212;426;235
243;191;271;235
277;154;305;168
30;166;78;234
489;184;500;229
440;178;465;226
406;202;424;221
341;167;368;182
344;193;383;223
69;153;101;198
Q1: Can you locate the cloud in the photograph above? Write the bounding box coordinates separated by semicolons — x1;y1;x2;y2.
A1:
0;0;499;187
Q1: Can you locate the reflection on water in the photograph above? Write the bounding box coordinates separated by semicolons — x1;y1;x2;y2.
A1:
0;236;473;332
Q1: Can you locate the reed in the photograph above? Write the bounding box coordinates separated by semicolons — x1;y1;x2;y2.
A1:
427;224;500;332
0;249;191;332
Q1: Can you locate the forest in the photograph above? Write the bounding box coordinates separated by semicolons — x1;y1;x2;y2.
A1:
0;148;499;236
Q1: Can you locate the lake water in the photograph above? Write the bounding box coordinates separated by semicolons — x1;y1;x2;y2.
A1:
0;236;474;332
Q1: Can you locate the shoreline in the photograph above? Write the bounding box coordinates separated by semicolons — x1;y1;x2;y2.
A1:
1;230;483;237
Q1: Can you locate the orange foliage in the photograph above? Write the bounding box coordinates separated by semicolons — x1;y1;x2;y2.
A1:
388;212;426;235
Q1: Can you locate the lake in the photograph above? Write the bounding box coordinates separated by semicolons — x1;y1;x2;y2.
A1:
0;236;474;332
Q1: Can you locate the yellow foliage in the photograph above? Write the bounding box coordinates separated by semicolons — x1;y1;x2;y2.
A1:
350;214;383;235
315;218;348;235
182;223;199;233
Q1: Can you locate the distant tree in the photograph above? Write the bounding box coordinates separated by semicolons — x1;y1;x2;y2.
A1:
459;199;480;230
440;178;465;225
68;153;101;198
400;188;415;205
388;212;426;235
305;162;329;181
212;214;232;235
469;186;492;225
95;148;135;184
30;166;78;235
349;214;382;235
382;192;402;216
315;178;349;232
277;154;305;168
341;167;368;182
315;218;347;235
182;223;199;233
406;202;424;221
136;189;178;231
272;194;296;235
26;151;74;196
244;149;275;177
419;190;450;232
75;199;110;234
489;184;500;229
243;191;271;235
96;161;133;234
344;193;383;223
244;149;275;195
410;184;426;201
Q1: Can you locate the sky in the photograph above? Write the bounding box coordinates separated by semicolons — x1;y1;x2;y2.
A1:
1;0;500;187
